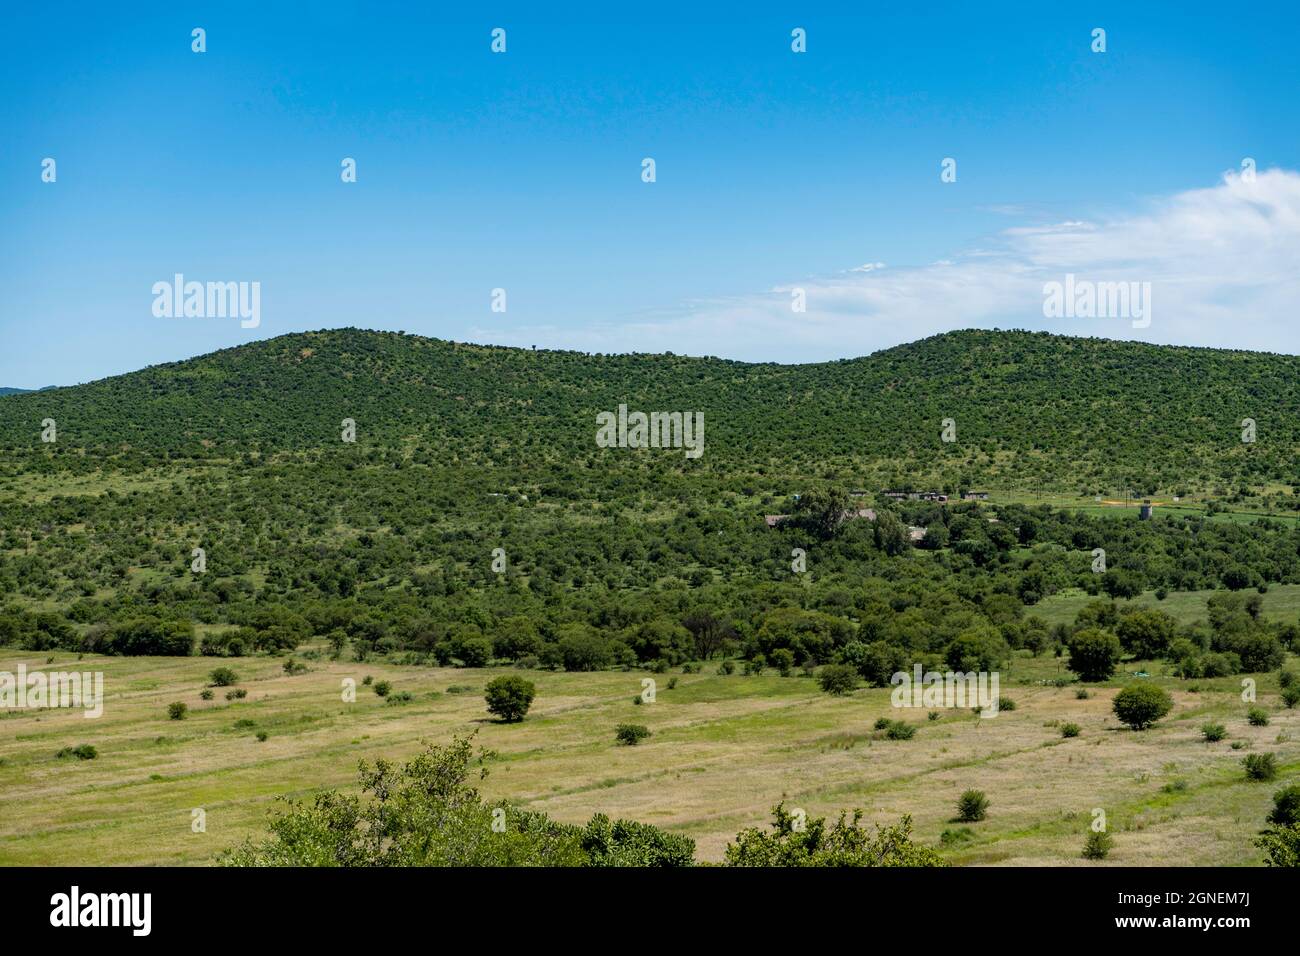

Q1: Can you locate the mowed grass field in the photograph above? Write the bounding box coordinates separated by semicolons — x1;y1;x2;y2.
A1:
1;646;1297;866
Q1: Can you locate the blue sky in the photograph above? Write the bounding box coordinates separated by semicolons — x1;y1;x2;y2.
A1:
2;1;1298;386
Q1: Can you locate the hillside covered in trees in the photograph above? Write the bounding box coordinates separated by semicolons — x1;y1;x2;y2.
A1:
3;327;1300;498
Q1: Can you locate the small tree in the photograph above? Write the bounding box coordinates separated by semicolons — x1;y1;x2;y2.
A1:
167;701;187;721
956;789;989;822
209;666;239;687
484;675;536;723
1268;785;1300;827
1111;683;1173;730
1067;628;1122;682
770;648;795;677
1082;830;1113;860
615;724;650;746
818;664;859;696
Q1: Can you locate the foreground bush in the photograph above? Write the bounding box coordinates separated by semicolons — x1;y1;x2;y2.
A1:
724;803;944;867
1268;785;1300;827
1256;824;1300;866
223;735;690;867
1111;684;1173;730
484;675;535;723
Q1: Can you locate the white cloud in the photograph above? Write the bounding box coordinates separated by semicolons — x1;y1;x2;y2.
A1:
470;168;1300;362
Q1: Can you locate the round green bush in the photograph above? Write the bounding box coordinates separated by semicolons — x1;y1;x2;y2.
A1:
817;664;859;696
1060;722;1081;738
1111;683;1173;730
208;666;239;687
484;674;536;723
1268;785;1300;826
167;701;187;721
1201;722;1227;742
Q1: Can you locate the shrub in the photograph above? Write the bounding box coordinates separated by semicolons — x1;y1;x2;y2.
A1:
956;789;989;822
282;658;308;676
940;827;974;846
1082;830;1113;860
55;744;97;760
167;701;187;721
1268;785;1300;827
580;813;694;866
1248;707;1270;727
1282;686;1300;709
200;689;214;701
724;803;944;867
928;710;940;721
1243;753;1278;781
208;667;239;687
615;723;650;746
373;680;391;698
994;696;1016;712
1201;722;1227;742
667;677;678;690
1255;824;1300;867
873;716;892;730
362;675;373;685
226;688;247;700
1075;688;1091;700
770;648;795;677
1060;722;1081;738
386;691;414;705
457;637;493;668
885;721;916;740
1112;684;1173;730
717;660;735;675
255;730;269;742
484;675;536;723
817;664;859;696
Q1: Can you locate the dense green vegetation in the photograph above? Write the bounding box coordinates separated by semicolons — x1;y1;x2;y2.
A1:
4;328;1300;866
4;329;1300;687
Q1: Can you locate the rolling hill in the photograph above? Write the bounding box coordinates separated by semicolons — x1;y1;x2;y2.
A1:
1;327;1298;496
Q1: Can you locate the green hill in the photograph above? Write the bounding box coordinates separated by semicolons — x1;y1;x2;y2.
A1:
2;327;1298;495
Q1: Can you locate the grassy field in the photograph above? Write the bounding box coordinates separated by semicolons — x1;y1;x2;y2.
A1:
1034;584;1300;628
2;646;1296;866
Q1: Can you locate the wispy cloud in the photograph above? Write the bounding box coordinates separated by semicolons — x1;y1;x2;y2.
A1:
471;168;1300;362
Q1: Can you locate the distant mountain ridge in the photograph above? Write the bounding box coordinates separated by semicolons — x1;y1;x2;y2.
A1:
1;327;1296;494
